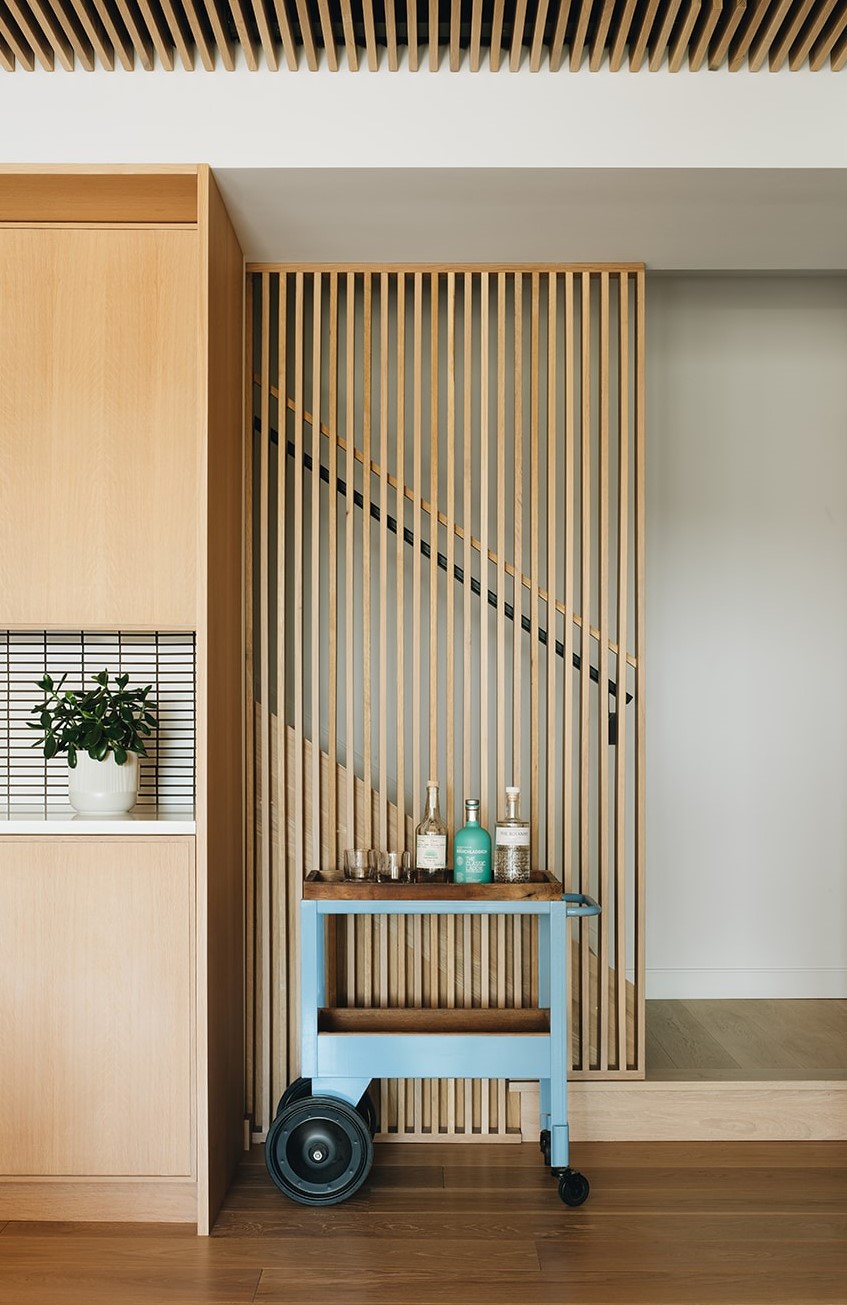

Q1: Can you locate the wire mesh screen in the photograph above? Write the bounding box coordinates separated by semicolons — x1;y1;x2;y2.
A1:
0;630;196;816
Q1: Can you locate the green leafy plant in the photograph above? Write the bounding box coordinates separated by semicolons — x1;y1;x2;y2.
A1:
28;670;157;769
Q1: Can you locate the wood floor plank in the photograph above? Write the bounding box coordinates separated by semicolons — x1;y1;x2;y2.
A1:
647;999;743;1072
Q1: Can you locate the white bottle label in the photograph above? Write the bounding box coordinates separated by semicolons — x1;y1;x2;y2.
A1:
416;833;447;869
495;825;530;848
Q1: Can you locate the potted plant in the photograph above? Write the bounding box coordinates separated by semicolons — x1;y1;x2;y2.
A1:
29;670;157;815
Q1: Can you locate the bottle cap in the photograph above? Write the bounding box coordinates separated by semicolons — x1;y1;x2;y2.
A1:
506;785;520;797
465;798;480;808
427;778;438;788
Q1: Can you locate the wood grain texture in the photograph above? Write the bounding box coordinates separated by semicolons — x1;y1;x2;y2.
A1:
0;225;199;629
0;838;194;1179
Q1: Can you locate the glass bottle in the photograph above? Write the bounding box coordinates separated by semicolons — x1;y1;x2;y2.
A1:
494;785;530;883
415;779;448;876
453;799;492;884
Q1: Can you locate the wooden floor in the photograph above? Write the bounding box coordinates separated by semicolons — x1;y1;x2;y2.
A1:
647;999;847;1081
1;1141;846;1303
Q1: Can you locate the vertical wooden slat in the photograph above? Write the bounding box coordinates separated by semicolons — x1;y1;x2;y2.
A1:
767;0;813;68
362;275;373;849
379;274;390;852
462;275;473;808
65;0;116;67
480;274;490;830
446;273;457;833
345;274;356;852
549;0;573;70
294;275;306;889
787;0;836;69
313;0;337;67
496;914;506;1133
450;0;461;68
26;0;76;70
480;917;490;1132
328;276;339;872
615;272;630;1073
707;0;747;68
597;271;610;1072
244;276;256;1121
608;0;638;69
529;273;540;872
512;273;523;799
181;0;217;69
648;0;684;69
155;0;193;69
589;0;617;68
629;0;661;70
274;276;290;1100
635;270;646;1075
429;913;439;1130
490;0;506;70
529;0;551;70
362;0;379;69
429;274;440;786
311;274;322;875
687;0;722;69
6;0;54;68
832;23;847;69
413;274;423;833
563;271;576;907
396;276;407;851
198;0;234;70
385;0;399;68
339;0;359;69
469;0;483;69
496;274;507;810
728;0;771;69
545;275;558;876
259;274;273;1127
134;0;174;69
570;0;595;69
668;0;702;70
579;271;591;1074
429;0;440;69
250;0;283;70
268;0;298;69
509;0;529;70
810;5;847;69
407;0;418;69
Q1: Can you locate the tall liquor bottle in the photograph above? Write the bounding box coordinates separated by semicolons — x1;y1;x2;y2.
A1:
494;785;530;883
415;779;448;875
453;799;492;884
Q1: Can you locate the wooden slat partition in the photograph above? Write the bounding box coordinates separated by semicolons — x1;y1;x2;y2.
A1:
247;264;646;1140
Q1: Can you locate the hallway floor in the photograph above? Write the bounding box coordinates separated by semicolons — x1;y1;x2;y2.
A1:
0;1141;845;1304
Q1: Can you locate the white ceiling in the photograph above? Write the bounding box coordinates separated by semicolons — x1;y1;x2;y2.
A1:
216;168;847;270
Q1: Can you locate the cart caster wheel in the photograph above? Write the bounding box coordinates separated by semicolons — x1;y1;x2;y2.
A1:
539;1129;551;1164
266;1095;374;1207
275;1077;311;1118
558;1169;590;1207
357;1090;378;1137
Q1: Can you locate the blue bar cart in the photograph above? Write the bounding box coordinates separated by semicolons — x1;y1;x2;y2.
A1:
265;873;600;1209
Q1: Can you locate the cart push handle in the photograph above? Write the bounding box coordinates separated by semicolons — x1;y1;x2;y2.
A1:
563;892;600;917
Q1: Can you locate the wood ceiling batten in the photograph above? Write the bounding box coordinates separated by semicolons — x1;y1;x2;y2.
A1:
339;0;358;68
687;0;721;69
707;0;746;66
28;0;77;69
469;0;483;67
363;0;379;70
570;0;595;69
270;0;298;70
608;0;638;68
748;0;793;68
767;0;815;67
832;20;847;66
156;0;194;68
0;28;14;66
135;0;175;68
509;0;529;70
450;0;461;69
227;0;257;69
810;1;847;67
629;0;661;68
6;0;54;68
490;0;506;69
668;0;702;70
254;0;282;73
0;10;30;66
199;0;234;70
589;0;617;69
407;0;418;69
65;0;115;68
530;0;551;70
383;0;397;68
316;0;338;68
788;0;836;67
548;0;572;69
429;0;439;67
91;0;134;69
648;0;684;69
113;0;155;69
728;0;771;68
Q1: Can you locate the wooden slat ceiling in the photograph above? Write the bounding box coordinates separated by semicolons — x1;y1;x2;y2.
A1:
0;0;844;70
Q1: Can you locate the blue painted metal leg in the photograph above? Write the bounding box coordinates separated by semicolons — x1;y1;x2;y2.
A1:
300;900;323;1080
537;911;551;1136
548;901;570;1171
311;1077;373;1108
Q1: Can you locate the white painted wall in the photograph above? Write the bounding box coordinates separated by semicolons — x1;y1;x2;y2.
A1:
646;275;847;998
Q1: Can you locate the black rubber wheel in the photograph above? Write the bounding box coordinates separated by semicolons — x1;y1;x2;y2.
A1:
357;1090;378;1137
266;1095;374;1207
539;1129;551;1165
275;1076;311;1118
558;1169;590;1207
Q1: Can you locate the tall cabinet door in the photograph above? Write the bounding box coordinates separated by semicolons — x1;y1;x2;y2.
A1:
0;837;194;1177
0;227;199;629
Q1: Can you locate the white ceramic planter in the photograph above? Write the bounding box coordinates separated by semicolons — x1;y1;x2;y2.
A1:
68;751;139;815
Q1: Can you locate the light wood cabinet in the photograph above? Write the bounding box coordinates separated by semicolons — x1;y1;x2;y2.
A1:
0;838;194;1178
0;226;199;630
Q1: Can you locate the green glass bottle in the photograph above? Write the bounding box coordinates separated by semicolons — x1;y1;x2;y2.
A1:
453;798;492;884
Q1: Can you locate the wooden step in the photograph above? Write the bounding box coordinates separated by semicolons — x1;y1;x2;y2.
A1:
319;1007;550;1035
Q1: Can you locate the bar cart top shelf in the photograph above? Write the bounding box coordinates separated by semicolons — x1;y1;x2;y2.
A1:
303;870;563;901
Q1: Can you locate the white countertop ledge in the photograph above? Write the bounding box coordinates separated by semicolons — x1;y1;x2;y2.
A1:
0;809;196;836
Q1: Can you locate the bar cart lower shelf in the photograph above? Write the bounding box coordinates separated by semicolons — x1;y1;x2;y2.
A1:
264;872;599;1209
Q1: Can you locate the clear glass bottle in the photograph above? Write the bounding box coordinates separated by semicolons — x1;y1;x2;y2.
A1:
415;779;448;876
453;799;492;884
494;785;530;883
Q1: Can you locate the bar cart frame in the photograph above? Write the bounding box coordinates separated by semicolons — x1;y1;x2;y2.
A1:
265;874;600;1208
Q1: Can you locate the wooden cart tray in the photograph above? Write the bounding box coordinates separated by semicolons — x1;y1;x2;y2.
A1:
303;870;563;901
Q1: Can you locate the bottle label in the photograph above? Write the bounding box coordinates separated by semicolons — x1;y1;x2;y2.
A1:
416;833;447;869
454;848;491;884
495;825;530;849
